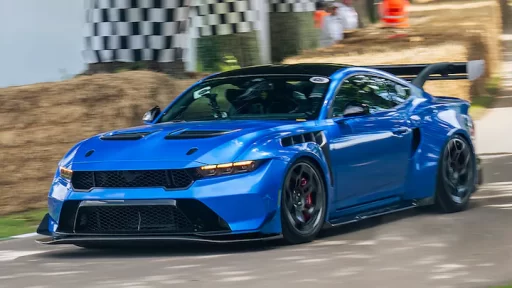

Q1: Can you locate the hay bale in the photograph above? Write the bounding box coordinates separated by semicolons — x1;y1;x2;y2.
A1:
0;71;202;215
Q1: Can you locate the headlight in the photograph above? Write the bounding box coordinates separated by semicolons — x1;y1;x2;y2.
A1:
59;166;73;180
196;160;261;178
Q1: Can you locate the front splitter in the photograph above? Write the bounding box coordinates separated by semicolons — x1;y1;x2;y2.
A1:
36;234;283;245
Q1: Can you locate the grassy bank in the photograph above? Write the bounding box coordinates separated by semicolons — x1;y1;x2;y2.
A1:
0;209;46;238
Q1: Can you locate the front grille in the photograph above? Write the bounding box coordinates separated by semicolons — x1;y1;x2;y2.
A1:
71;169;194;190
74;205;194;234
56;200;231;235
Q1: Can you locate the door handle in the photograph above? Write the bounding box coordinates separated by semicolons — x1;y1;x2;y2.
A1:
392;127;410;135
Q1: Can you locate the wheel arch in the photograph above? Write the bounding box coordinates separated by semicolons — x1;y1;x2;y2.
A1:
283;151;334;224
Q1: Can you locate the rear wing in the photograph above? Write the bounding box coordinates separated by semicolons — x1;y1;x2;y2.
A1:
363;60;486;89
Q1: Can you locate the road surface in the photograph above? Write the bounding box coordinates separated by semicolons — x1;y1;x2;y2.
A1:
0;154;511;288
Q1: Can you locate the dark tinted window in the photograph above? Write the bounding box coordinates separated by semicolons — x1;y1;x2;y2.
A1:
332;75;411;117
157;75;330;122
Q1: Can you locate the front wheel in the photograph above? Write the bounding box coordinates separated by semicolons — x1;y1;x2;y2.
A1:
434;135;476;213
281;159;327;244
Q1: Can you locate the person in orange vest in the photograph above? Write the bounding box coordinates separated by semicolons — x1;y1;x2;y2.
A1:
379;0;410;28
314;1;330;29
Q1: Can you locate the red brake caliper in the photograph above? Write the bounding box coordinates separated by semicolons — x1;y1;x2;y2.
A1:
300;178;312;221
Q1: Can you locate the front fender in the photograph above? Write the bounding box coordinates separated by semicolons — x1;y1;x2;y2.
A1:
243;141;334;221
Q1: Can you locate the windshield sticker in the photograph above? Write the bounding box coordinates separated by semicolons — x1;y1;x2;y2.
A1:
310;77;330;84
194;86;211;99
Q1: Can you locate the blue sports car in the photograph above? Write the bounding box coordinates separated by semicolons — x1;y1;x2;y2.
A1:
37;61;485;247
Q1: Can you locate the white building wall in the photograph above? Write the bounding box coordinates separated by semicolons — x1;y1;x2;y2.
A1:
0;0;85;88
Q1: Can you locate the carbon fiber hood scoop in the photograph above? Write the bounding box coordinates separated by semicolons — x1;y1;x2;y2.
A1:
100;131;156;140
164;129;240;140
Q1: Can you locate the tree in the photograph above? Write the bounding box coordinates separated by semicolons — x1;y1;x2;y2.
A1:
499;0;510;29
192;0;261;72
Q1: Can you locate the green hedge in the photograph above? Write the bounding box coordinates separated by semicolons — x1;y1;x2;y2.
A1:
196;31;261;72
269;12;318;63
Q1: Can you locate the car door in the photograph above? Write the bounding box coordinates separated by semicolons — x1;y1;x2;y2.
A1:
327;74;413;208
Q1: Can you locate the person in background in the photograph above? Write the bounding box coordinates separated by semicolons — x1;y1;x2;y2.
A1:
319;4;344;47
335;0;359;31
314;1;329;29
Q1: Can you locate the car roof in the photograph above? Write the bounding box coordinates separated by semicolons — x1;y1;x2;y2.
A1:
206;63;353;79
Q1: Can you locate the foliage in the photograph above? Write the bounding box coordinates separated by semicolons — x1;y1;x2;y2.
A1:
0;209;47;238
197;31;260;72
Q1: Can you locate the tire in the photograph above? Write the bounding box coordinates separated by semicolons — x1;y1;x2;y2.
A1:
280;159;327;244
434;135;476;213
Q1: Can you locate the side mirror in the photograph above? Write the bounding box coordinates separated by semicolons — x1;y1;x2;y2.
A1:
142;106;161;124
342;103;370;117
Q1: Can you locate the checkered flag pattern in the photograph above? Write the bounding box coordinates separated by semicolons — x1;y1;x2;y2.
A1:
189;0;257;38
83;0;190;64
269;0;316;13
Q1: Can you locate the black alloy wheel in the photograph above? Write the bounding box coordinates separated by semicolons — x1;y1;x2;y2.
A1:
281;159;326;244
435;135;476;213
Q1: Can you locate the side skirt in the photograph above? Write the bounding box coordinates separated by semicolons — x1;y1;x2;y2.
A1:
323;198;432;229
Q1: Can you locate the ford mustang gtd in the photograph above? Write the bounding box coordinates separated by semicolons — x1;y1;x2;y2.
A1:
36;61;484;247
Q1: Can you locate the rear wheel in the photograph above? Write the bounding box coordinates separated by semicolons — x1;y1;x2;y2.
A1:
281;159;326;244
435;135;476;213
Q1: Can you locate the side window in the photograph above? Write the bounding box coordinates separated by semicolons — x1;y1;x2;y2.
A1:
386;81;412;106
332;75;397;117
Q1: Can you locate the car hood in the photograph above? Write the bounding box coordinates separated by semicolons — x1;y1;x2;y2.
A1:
65;120;314;170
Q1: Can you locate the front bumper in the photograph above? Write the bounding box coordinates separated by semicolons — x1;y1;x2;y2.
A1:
37;159;287;244
36;213;282;244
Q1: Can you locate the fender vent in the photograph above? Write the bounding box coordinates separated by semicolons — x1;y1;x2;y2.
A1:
165;129;238;140
280;131;324;147
100;132;154;140
411;128;421;157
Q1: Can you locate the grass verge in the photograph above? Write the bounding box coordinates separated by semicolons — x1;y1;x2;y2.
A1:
0;209;46;239
469;75;501;119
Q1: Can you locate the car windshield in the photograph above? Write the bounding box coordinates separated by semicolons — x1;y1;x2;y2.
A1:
157;75;330;123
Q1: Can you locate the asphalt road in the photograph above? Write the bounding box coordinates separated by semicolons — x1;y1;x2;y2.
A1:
1;155;512;288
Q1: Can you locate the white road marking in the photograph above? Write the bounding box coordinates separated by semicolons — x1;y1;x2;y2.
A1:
11;232;38;239
432;264;467;273
216;271;252;276
485;203;512;208
335;253;373;259
310;240;348;246
473;193;512;200
218;276;257;282
297;258;328;264
0;250;46;262
165;264;201;269
275;256;306;261
351;240;377;246
377;236;407;241
430;271;469;280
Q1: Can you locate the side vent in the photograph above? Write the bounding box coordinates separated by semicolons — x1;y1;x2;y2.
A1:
165;129;239;140
281;131;324;147
411;128;421;157
100;132;154;140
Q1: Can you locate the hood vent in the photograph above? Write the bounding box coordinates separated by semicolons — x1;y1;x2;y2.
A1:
281;131;324;147
100;131;154;140
165;129;239;140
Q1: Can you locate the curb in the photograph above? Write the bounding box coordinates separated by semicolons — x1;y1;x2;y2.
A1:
0;232;38;242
